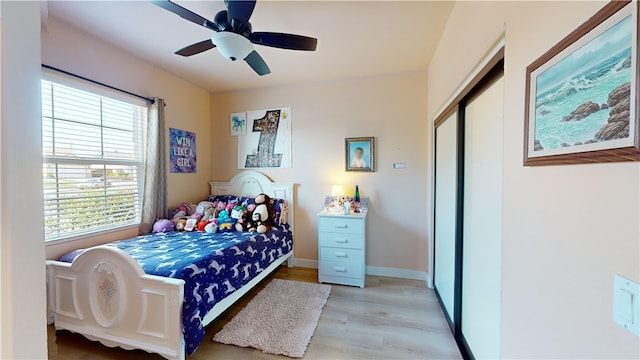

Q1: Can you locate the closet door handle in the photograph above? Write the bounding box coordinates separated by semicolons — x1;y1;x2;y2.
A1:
334;252;347;258
334;238;348;244
333;267;346;272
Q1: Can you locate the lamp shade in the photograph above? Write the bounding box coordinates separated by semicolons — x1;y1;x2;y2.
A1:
330;185;344;197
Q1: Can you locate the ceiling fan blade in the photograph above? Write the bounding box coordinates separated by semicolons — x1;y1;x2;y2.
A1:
226;0;256;29
175;39;216;57
151;0;217;31
250;32;317;51
244;50;271;76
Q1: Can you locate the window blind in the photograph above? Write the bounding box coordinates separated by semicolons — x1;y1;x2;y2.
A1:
41;76;148;241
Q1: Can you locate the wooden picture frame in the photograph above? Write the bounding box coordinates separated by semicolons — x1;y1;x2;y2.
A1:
524;1;640;166
345;137;375;172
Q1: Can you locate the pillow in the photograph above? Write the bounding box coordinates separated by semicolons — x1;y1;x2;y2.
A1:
207;195;241;204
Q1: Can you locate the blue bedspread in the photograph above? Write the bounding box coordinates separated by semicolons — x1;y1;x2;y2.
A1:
59;225;293;355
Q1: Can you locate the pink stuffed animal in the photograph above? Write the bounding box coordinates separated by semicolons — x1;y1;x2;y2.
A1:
226;202;236;213
181;202;197;216
171;204;188;224
214;201;227;213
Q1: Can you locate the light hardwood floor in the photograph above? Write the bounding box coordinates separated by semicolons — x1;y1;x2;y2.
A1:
48;267;461;359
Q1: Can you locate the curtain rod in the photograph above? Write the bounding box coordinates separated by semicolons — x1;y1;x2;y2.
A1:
41;64;155;104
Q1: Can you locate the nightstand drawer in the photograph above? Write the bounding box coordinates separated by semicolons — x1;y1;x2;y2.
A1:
319;260;363;279
318;232;364;249
320;247;363;262
318;217;363;234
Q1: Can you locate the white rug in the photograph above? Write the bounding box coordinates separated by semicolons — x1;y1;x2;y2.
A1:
212;279;331;358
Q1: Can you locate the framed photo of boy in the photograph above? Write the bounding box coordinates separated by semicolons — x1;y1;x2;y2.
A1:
524;0;640;166
345;137;375;172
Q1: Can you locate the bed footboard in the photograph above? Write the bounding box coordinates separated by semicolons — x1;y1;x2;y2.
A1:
46;246;186;360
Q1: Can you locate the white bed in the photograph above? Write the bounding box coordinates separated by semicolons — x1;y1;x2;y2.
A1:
46;171;295;360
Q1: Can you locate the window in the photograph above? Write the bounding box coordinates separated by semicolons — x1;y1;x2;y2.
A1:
41;73;147;241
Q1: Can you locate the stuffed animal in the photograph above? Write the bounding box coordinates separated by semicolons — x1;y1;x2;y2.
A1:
195;201;216;222
181;202;197;216
170;202;197;224
175;218;187;231
188;212;202;221
202;207;216;222
215;209;236;232
197;220;216;232
204;222;218;233
196;201;213;214
170;205;187;224
184;218;198;231
218;218;237;232
168;207;182;220
217;209;231;222
226;202;236;214
231;205;248;231
279;201;289;225
213;200;227;214
252;193;274;233
153;219;175;233
246;218;258;232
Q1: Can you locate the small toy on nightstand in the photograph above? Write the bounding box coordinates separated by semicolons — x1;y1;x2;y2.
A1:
324;184;368;215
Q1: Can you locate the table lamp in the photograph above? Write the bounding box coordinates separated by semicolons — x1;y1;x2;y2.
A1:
331;185;344;197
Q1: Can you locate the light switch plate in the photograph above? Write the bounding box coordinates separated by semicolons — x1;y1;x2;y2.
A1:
613;274;640;336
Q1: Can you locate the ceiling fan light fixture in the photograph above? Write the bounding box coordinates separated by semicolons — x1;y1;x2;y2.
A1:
154;0;317;76
211;32;253;61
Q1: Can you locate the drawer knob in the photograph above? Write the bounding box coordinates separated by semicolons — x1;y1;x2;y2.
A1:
335;224;348;229
334;238;348;243
334;252;347;258
333;267;347;272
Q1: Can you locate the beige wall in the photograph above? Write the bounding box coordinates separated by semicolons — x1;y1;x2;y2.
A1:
0;1;48;358
42;17;212;259
428;1;640;358
210;72;429;273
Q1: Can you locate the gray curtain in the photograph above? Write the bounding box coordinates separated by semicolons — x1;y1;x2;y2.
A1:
139;98;167;234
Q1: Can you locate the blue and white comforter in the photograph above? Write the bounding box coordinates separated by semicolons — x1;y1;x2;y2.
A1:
59;225;293;355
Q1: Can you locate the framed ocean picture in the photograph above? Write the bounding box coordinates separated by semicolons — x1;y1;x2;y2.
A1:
524;1;640;166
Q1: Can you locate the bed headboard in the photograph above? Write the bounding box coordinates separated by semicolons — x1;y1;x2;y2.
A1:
208;171;295;227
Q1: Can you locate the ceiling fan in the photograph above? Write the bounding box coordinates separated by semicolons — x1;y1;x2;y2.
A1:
152;0;318;76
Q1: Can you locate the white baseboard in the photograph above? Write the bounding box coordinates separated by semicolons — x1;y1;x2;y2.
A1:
294;258;318;268
366;265;428;282
294;258;430;284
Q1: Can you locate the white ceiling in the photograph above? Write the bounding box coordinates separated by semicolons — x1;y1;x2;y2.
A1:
47;1;454;93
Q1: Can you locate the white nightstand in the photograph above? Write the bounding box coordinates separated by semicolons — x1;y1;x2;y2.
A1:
317;210;367;288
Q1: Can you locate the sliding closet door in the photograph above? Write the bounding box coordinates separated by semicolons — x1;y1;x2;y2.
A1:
461;74;504;359
433;111;458;323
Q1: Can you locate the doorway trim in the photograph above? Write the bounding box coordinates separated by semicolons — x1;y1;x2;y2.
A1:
430;35;505;283
431;37;505;360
